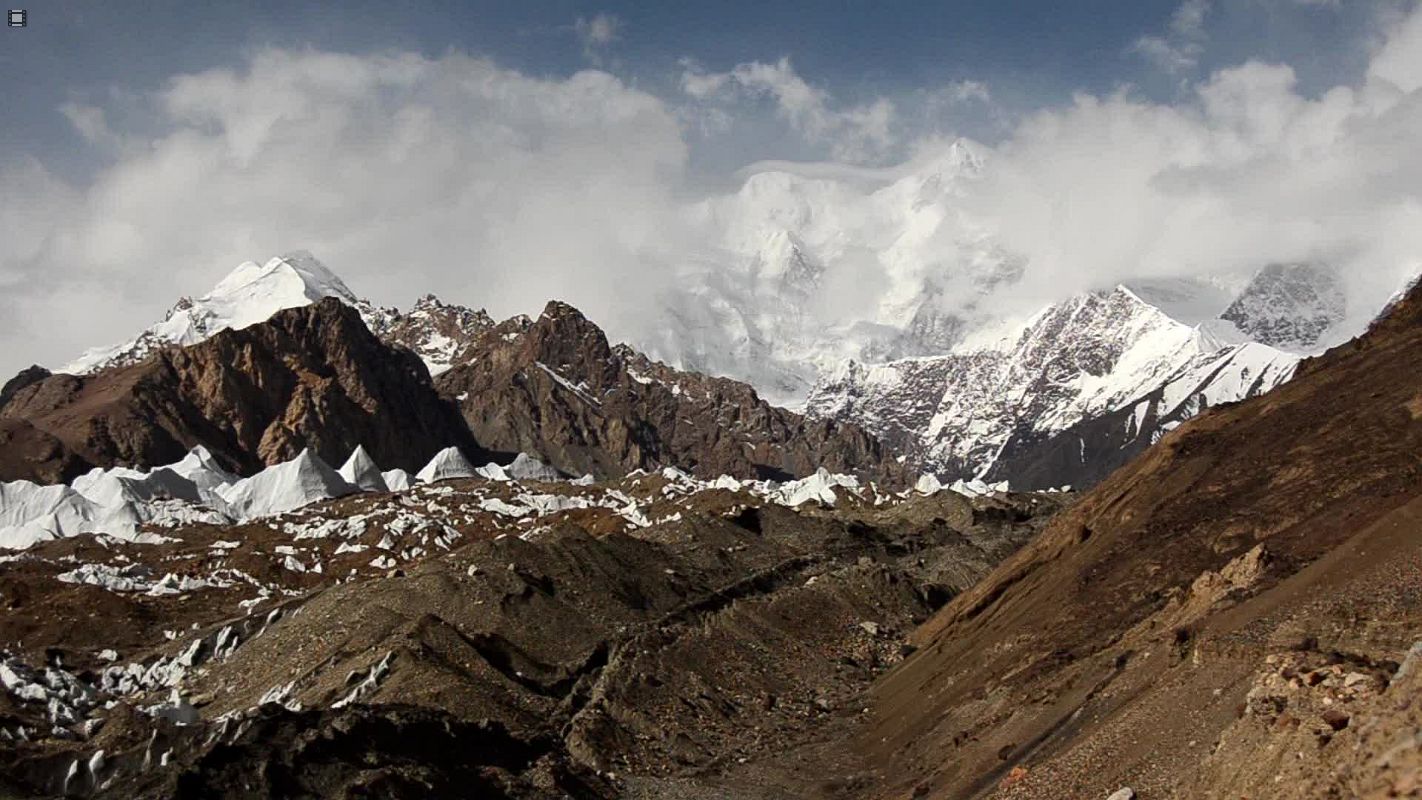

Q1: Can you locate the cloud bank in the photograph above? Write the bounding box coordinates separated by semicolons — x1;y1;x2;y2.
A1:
1;3;1421;381
969;12;1422;321
0;51;693;375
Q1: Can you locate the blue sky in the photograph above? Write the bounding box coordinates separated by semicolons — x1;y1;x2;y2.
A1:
0;1;1394;180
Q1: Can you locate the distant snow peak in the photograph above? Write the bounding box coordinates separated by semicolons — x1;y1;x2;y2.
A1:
56;252;494;379
806;283;1300;484
59;252;359;375
1220;263;1345;352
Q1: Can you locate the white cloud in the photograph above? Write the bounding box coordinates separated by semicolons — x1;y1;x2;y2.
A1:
576;13;621;46
0;49;691;376
1368;1;1422;93
965;17;1422;325
58;103;118;149
1131;0;1211;74
943;80;992;104
680;57;898;163
575;12;622;61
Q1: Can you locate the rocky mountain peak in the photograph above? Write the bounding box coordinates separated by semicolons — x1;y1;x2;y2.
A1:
1;297;484;483
524;301;616;376
436;299;906;483
1220;262;1345;351
0;365;51;411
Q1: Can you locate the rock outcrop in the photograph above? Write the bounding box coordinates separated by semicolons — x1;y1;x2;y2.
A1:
0;298;483;482
435;301;907;483
0;366;51;412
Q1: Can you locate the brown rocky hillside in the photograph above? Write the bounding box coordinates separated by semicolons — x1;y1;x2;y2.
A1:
861;275;1422;797
436;300;907;483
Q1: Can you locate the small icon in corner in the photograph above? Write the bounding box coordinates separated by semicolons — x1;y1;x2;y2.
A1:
7;9;25;27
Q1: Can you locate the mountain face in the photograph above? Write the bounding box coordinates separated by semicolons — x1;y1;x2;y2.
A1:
26;257;903;486
434;300;906;483
374;294;494;375
643;140;1013;407
805;286;1299;487
44;248;1378;492
1;298;483;483
0;365;51;411
862;269;1422;800
1220;262;1347;350
58;252;494;379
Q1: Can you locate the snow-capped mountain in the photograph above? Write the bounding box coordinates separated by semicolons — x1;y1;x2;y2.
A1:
805;285;1300;487
39;207;1389;494
60;252;362;374
1218;263;1347;351
57;252;492;378
631;141;1391;487
645;140;1015;407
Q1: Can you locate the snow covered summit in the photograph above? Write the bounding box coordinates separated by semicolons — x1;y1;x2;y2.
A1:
55;252;493;378
60;252;361;375
805;285;1300;487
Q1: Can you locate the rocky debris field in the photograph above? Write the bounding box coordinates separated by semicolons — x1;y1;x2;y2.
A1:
0;462;1065;798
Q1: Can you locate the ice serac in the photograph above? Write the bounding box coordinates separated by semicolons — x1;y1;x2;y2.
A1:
0;481;96;548
0;460;228;550
338;446;389;492
70;466;203;508
806;285;1300;488
163;445;240;492
217;449;358;519
506;453;561;482
380;469;412;492
415;447;477;484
